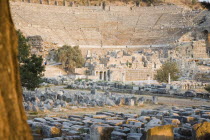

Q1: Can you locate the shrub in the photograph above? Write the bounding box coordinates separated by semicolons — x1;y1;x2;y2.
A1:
56;45;84;72
155;61;180;83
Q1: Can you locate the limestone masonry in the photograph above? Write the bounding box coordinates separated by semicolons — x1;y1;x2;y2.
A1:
10;1;210;82
10;1;207;46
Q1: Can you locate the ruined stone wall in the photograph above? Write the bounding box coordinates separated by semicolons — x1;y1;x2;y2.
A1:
92;68;156;82
74;67;88;75
192;40;209;58
173;41;209;59
125;69;155;81
111;69;126;82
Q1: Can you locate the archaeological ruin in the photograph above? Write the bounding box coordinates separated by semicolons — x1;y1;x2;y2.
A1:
4;0;210;140
10;0;210;82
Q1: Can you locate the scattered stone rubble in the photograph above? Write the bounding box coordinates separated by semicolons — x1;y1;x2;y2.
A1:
28;105;210;140
39;78;210;103
42;76;74;86
23;88;150;113
68;80;210;99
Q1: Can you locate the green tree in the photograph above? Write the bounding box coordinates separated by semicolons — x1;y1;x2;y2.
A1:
56;45;84;72
17;30;45;90
155;61;180;83
200;1;210;10
17;30;30;63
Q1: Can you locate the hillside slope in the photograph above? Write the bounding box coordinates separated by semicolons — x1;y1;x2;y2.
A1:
11;1;203;46
12;0;202;8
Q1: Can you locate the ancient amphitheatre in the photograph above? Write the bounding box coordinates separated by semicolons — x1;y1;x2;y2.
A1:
3;0;210;140
11;0;206;46
11;0;210;81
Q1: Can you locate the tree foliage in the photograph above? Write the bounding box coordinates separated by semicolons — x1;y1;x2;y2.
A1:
17;30;45;90
200;1;210;10
17;30;30;63
155;61;180;83
56;45;84;72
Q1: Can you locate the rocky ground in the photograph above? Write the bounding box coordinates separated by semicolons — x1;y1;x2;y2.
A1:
28;104;210;140
24;86;210;140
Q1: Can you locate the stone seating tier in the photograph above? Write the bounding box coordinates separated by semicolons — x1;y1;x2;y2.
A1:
10;1;204;46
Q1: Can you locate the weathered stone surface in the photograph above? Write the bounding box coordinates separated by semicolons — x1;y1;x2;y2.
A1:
42;125;61;138
34;118;47;123
141;110;157;116
137;116;150;123
146;125;175;140
164;118;180;125
145;118;162;130
26;105;210;139
152;96;158;105
106;120;125;126
90;124;114;140
127;133;142;140
178;127;192;137
91;89;96;95
111;131;127;140
93;115;109;119
32;122;43;135
118;98;125;106
192;122;210;140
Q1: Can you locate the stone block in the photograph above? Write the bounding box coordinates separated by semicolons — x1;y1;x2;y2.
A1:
146;125;175;140
111;131;127;140
164;118;180;125
178;127;192;137
90;124;114;140
192;122;210;140
41;125;61;138
106;120;125;126
127;133;142;140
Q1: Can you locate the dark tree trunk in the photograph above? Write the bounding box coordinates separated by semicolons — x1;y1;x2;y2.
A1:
0;1;32;139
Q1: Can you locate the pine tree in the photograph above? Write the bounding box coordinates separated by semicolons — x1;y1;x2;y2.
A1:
17;30;45;90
